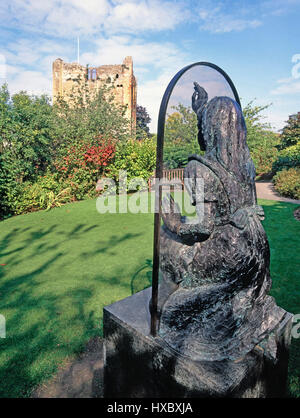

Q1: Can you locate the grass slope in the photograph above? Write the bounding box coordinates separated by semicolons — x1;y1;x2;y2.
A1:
0;197;299;397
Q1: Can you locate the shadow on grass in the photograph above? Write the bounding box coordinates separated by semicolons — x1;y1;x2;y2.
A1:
130;259;152;295
0;200;299;398
0;221;149;398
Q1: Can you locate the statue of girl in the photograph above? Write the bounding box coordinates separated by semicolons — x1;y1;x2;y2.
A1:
157;83;284;361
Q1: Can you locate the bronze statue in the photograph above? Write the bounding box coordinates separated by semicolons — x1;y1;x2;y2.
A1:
157;83;285;361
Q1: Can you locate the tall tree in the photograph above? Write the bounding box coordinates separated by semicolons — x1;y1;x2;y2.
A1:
279;112;300;150
163;104;200;169
136;105;151;137
243;101;280;177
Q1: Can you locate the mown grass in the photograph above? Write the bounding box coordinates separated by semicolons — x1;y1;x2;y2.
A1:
259;199;300;397
0;197;299;397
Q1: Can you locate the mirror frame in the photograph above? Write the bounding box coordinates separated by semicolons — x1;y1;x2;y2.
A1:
151;62;241;336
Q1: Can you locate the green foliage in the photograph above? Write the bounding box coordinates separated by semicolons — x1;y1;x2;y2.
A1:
53;136;116;200
272;143;300;173
278;112;300;150
136;105;151;137
164;104;199;169
0;84;54;217
12;173;72;215
164;144;198;169
273;167;300;200
243;101;280;177
0;81;130;218
165;104;198;145
0;85;53;182
108;138;156;189
52;79;129;151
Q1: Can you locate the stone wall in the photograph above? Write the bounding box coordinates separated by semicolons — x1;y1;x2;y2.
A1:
52;56;137;132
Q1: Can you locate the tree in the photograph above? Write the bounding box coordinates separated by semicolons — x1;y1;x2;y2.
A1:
136;105;151;137
0;80;131;218
51;79;130;155
164;104;198;145
278;112;300;150
0;85;54;217
163;104;199;169
242;101;280;177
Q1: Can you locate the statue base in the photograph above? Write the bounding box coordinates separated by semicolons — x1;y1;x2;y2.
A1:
103;287;292;398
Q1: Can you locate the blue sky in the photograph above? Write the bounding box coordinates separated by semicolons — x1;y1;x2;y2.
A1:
0;0;299;132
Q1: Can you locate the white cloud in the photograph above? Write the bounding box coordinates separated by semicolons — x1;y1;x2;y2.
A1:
261;0;300;17
271;77;300;95
0;37;75;97
0;0;187;38
104;0;188;34
197;6;262;33
80;35;186;71
7;70;52;97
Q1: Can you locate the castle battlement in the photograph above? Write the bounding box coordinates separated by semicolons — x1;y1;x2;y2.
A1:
52;56;137;131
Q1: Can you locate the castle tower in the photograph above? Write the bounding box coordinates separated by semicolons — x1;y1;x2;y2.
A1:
52;56;137;133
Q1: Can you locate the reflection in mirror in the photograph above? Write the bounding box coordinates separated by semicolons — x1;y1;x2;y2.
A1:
151;63;241;336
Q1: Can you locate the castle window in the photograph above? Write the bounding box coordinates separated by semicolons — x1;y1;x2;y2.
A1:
88;68;97;81
116;74;119;79
117;84;123;87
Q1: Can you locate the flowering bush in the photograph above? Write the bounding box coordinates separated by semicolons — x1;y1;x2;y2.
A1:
53;136;116;200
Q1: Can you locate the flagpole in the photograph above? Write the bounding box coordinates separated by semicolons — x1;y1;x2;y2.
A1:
77;37;80;64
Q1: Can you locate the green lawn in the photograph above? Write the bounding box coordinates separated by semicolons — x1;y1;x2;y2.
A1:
0;197;299;397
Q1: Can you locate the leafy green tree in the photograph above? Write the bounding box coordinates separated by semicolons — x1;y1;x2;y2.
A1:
278;112;300;150
0;85;53;182
136;105;151;137
0;80;131;218
0;85;53;217
164;104;199;168
243;101;280;177
51;79;130;158
165;104;198;145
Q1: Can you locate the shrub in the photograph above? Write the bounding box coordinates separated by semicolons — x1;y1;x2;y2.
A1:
164;143;201;169
251;144;279;178
0;82;129;218
273;167;300;200
108;138;156;190
272;144;300;173
53;136;116;200
12;174;72;215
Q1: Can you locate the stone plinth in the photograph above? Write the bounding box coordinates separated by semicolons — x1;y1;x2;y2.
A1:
103;288;292;398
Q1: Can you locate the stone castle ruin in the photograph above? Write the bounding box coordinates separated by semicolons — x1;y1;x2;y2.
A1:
52;56;137;132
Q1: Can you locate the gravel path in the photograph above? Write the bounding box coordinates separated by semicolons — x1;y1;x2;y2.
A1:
255;181;300;205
